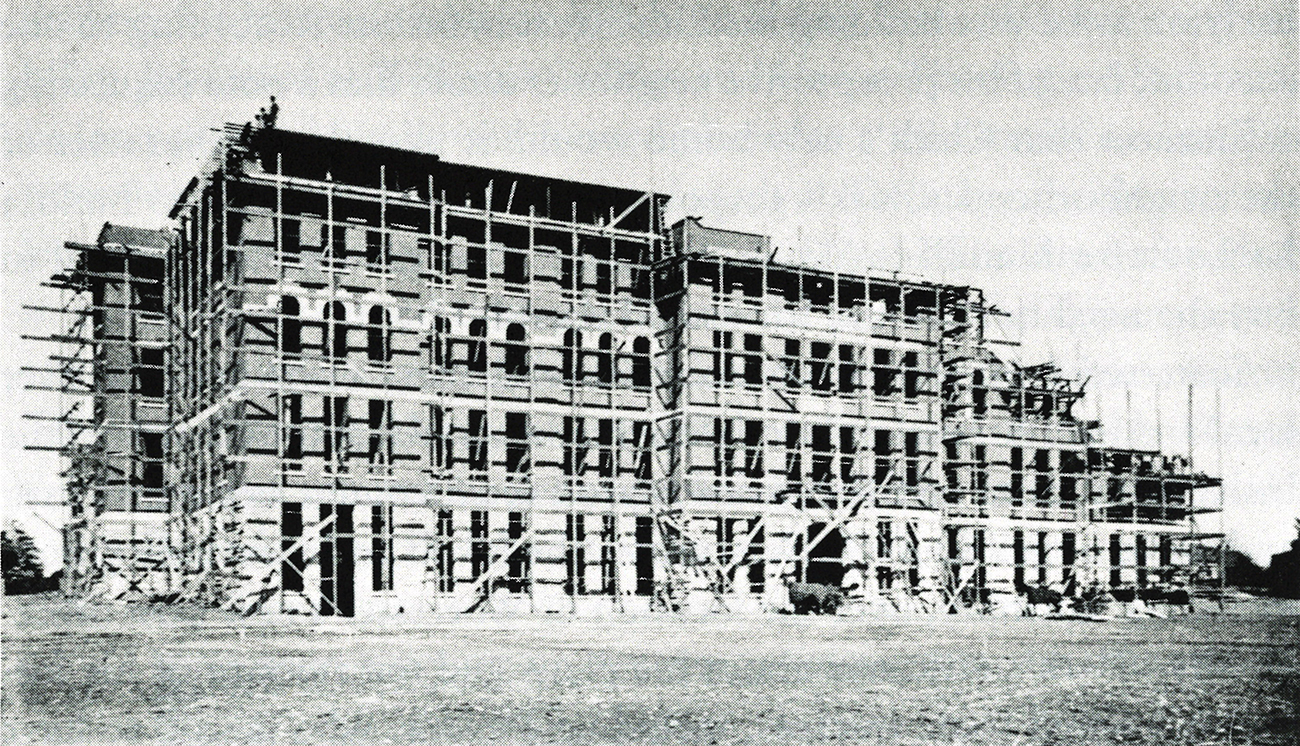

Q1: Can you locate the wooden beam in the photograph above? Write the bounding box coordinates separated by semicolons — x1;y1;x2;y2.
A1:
607;192;650;230
458;525;537;611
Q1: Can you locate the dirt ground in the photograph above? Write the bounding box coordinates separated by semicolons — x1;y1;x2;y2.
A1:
4;594;1298;745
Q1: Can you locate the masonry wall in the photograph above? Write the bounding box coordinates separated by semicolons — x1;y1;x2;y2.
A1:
167;128;673;614
87;125;1221;615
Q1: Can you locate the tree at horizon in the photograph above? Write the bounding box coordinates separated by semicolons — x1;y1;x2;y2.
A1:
2;522;45;594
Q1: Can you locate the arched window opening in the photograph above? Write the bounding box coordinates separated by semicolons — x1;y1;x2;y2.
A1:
505;323;528;376
323;301;348;360
368;305;391;363
631;335;651;389
468;319;487;373
279;296;301;355
597;333;614;384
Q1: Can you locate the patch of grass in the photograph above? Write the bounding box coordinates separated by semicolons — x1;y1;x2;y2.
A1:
3;595;1298;745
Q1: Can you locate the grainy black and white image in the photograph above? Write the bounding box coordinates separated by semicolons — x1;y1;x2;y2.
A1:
3;1;1299;744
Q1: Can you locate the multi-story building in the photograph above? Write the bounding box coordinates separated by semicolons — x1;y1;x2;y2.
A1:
35;224;173;599
32;122;1223;615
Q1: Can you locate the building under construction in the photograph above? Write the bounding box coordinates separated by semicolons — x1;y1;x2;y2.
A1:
29;122;1225;615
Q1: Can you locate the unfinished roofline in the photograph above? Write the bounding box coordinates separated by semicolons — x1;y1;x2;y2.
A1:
95;223;174;254
672;215;770;242
181;125;670;207
669;248;976;295
669;218;984;295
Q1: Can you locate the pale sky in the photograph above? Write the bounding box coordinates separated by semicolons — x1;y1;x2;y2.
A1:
3;0;1297;568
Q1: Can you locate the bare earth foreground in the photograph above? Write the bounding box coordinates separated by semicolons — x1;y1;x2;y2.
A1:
4;594;1298;745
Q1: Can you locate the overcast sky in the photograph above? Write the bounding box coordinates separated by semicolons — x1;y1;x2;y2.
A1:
3;0;1297;567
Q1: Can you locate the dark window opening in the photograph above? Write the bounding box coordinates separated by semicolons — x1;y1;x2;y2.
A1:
635;516;654;596
429;405;447;471
690;259;719;292
1109;534;1122;587
134;283;164;314
804;275;833;309
747;524;765;594
505;412;529;476
507;511;530;593
597;418;614;478
745;420;764;478
138;431;164;510
563;329;581;381
840;426;855;482
281;502;304;592
504;323;528;376
1062;532;1077;590
367;306;391;363
1037;531;1049;585
432;316;451;369
282;218;300;259
809;342;832;392
632;336;651;388
367;399;392;475
371;505;393;592
323;302;348;360
873;353;897;396
436;509;455;592
366;230;387;269
1135;534;1148;587
786;423;802;482
282;394;302;470
905;370;922;399
323;396;349;473
211;216;224;282
468;319;487;373
423;238;443;277
471;510;489;580
839;345;855;393
467;245;486;280
323;224;347;263
783;339;801;388
811;425;833;482
279;296;301;354
504;250;527;285
632;421;652;480
600;515;618;596
563;416;582;477
597;333;613;384
318;503;354;617
134;347;164;397
566;513;587;596
742;334;762;386
468;409;488;473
